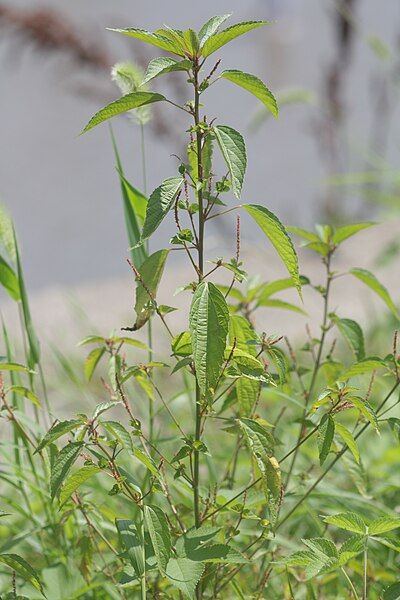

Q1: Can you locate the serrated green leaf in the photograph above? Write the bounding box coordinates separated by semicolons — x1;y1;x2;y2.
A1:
324;512;366;534
334;422;360;463
243;204;301;298
82;92;165;134
340;358;386;380
134;249;169;330
35;419;83;453
237;418;275;455
116;518;145;577
50;442;83;500
187;543;248;563
332;222;374;245
108;27;184;54
350;267;399;320
221;70;278;117
338;535;365;564
92;401;121;420
236;377;260;416
145;505;171;573
166;557;204;599
201;21;268;57
349;396;379;433
140;177;183;243
333;317;365;360
0;554;43;594
142;57;191;86
103;420;133;450
84;347;105;381
318;415;335;466
0;254;20;301
189;282;229;394
383;582;400;600
171;331;192;357
302;538;338;560
198;14;231;46
214;125;246;198
59;465;101;507
369;517;400;535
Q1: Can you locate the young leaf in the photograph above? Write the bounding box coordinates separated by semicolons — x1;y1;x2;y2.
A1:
59;465;101;507
0;255;20;301
134;249;169;330
201;21;268;57
350;267;399;319
116;519;145;578
82;92;165;134
334;422;360;463
166;557;204;599
140;177;183;243
198;14;232;46
221;70;278;117
323;512;366;534
189;282;229;394
332;222;374;245
84;347;106;381
142;57;191;86
50;442;83;499
144;505;171;573
108;27;183;54
368;517;400;535
243;205;301;298
0;554;43;594
318;415;335;466
333;317;365;361
35;419;83;454
214;125;246;198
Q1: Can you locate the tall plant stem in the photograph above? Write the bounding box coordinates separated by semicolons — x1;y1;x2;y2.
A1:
285;252;333;489
193;59;205;599
363;539;368;600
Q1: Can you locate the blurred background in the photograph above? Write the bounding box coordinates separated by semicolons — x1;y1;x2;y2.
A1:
0;0;399;346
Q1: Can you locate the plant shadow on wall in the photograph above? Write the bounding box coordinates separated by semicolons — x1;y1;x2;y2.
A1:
1;14;400;600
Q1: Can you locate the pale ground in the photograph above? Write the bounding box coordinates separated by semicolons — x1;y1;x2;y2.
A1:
2;221;399;362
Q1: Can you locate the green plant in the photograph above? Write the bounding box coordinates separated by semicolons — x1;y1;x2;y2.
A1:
0;14;400;600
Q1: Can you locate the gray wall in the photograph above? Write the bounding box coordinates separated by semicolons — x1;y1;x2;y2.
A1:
1;0;399;289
